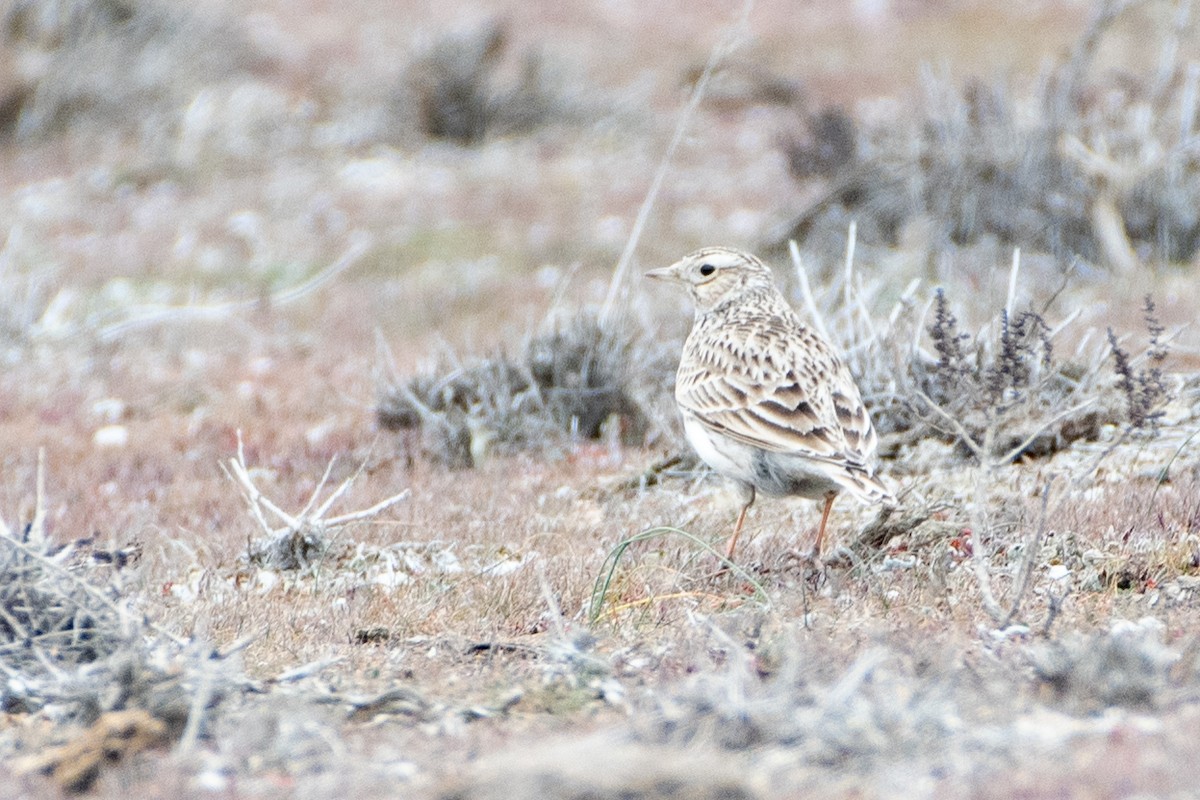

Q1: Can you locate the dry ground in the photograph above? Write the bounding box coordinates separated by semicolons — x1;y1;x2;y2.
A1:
2;0;1200;797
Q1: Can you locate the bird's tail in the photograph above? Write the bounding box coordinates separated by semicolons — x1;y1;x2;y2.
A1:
834;468;897;507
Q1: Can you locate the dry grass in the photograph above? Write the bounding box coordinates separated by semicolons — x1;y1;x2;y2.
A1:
2;0;261;141
772;0;1200;272
2;0;1200;797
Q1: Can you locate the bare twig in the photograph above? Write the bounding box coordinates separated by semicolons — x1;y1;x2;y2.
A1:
1005;247;1021;320
94;232;372;342
789;240;832;343
1152;0;1192;102
31;446;47;544
224;432;411;569
968;439;1005;625
1041;585;1071;637
599;0;754;327
1001;480;1054;628
176;651;216;756
913;387;987;461
842;219;857;313
299;458;338;522
324;491;412;528
1048;0;1136;126
997;396;1099;464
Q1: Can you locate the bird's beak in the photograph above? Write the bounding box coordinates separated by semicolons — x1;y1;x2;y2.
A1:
644;263;680;281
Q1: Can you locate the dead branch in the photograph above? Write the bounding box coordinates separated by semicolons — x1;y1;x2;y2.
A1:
91;232;372;342
224;431;411;570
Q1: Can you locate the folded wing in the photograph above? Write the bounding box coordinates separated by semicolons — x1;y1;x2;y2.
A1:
677;315;880;477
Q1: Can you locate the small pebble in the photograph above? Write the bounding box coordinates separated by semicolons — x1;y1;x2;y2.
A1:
93;425;129;448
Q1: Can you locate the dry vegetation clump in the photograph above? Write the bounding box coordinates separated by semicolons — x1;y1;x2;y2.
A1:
0;465;241;792
377;312;676;467
774;1;1200;270
223;433;411;571
1107;295;1172;431
640;643;975;776
394;17;590;146
0;526;138;709
1;0;261;141
444;618;1200;798
899;289;1108;462
839;275;1175;470
772;236;1193;628
1030;617;1184;713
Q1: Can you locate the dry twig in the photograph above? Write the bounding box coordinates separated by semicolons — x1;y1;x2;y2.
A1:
92;233;372;342
223;432;411;570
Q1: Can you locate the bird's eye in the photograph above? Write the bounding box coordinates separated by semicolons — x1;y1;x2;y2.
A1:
699;263;716;276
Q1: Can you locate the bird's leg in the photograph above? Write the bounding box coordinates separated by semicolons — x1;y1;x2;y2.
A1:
724;485;755;561
811;492;837;558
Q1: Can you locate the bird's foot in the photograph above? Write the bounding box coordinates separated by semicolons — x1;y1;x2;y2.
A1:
703;551;768;581
776;548;829;584
779;546;820;566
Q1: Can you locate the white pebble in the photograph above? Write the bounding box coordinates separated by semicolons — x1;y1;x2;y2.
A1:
255;570;279;595
1047;564;1071;582
93;425;129;448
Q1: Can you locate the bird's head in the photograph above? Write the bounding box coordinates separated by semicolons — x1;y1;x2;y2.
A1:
645;247;776;312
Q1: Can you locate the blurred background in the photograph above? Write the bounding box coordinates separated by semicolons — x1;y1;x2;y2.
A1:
3;0;1197;350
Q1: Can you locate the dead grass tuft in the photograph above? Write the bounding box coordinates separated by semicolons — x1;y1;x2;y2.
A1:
396;17;587;145
377;311;675;467
2;0;259;140
1030;617;1182;712
0;454;243;792
775;1;1200;269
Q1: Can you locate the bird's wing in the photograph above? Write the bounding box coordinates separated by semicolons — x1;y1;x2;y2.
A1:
676;314;879;470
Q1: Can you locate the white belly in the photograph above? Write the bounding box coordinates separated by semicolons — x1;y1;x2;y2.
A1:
682;413;841;499
682;414;756;485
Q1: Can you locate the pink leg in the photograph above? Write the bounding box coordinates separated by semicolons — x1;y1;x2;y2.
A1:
812;492;836;557
724;486;755;561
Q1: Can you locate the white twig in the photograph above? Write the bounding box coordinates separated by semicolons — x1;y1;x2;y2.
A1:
599;0;755;327
224;433;411;566
274;656;344;684
1005;247;1021;319
324;490;412;527
299;457;338;521
95;232;372;341
913;388;986;461
1181;61;1200;139
969;449;1005;625
1048;307;1083;341
887;278;922;328
1001;479;1054;628
789;240;831;342
177;654;216;756
226;452;302;532
29;447;47;545
316;440;378;519
997;396;1099;464
842;219;857;313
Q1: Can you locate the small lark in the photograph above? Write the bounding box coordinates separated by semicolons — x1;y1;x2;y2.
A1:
647;246;895;561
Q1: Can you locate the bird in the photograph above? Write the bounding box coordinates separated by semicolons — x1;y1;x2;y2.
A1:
646;246;895;561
